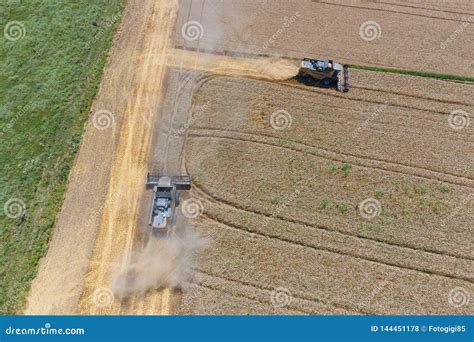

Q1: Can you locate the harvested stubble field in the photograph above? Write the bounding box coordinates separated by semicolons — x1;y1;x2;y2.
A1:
176;0;474;76
177;69;473;314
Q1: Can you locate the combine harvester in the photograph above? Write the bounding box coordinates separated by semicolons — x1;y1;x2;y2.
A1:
298;58;349;92
145;173;192;235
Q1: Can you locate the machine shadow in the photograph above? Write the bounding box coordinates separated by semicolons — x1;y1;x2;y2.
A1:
293;73;335;89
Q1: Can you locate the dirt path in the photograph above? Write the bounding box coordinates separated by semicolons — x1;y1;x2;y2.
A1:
76;0;179;315
25;0;178;315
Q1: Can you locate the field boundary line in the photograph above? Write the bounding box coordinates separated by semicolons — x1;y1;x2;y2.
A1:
349;65;474;83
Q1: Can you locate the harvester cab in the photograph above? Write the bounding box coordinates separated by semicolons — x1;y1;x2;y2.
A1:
298;58;349;92
145;173;192;233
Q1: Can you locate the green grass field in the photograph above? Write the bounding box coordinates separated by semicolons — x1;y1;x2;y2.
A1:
350;64;474;83
0;0;126;314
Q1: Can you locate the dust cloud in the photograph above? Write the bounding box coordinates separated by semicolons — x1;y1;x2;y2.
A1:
111;216;209;299
167;49;298;82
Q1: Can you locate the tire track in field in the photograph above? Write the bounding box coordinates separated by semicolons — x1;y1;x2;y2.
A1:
283;80;474;114
350;85;474;107
403;1;474;12
190;272;355;315
312;100;469;128
279;79;470;118
194;267;369;314
190;281;313;315
377;1;474;15
193;215;472;314
176;69;473;146
186;170;472;262
315;1;469;22
187;69;472;136
284;77;474;109
174;72;215;168
185;73;473;145
291;102;473;145
271;78;473;128
200;210;473;283
189;181;473;282
188;129;474;188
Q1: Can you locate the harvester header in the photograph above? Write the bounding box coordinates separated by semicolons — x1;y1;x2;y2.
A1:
145;173;192;232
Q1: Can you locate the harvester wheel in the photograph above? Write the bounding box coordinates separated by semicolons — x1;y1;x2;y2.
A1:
175;191;181;207
321;78;333;87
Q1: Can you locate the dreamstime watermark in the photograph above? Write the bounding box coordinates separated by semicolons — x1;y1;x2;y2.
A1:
359;21;381;41
270;189;300;219
92;109;115;130
270;287;292;308
181;21;204;42
440;193;473;227
82;191;122;231
358;273;395;309
4;21;26;41
358;198;382;220
448;109;470;130
181;198;204;219
440;16;474;50
84;14;120;49
448;287;470;308
262;12;301;50
172;101;210;137
92;287;114;307
0;282;31;314
1;101;34;135
3;198;27;219
270;109;292;130
22;157;41;174
5;323;85;336
256;189;302;239
352;102;388;138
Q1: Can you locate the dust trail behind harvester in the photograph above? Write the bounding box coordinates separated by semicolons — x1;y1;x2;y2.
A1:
166;48;298;81
111;216;209;299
